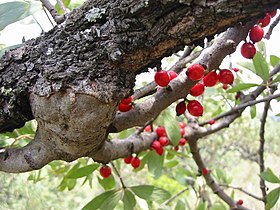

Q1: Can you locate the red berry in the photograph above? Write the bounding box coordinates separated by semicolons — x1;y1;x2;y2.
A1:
131;157;141;169
258;13;271;27
180;127;185;137
186;64;205;81
270;10;277;18
190;82;205;96
144;125;151;132
179;138;187;146
156;126;167;137
168;71;178;80
174;146;179;151
124;156;133;164
203;70;218;87
208;119;215;125
232;67;239;72
176;101;186;116
218;69;234;85
237;199;243;205
241;42;256;59
235;92;241;100
100;165;112;178
222;84;229;90
151;141;161;151
178;122;186;129
118;103;132;112
158;136;169;146
249;25;264;43
187;100;204;117
155;146;164;156
201;168;209;176
121;96;133;105
154;70;170;87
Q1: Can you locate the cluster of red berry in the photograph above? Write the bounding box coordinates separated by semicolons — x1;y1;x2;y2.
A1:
241;11;276;59
118;95;133;112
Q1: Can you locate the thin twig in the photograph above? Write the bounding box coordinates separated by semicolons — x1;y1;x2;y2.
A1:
31;15;44;33
162;187;189;206
220;184;264;201
264;14;280;40
110;162;126;189
42;5;55;27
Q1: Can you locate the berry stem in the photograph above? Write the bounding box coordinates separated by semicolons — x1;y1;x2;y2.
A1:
110;162;126;189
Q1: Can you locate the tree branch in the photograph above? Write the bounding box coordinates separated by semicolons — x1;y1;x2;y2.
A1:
265;13;280;40
40;0;65;23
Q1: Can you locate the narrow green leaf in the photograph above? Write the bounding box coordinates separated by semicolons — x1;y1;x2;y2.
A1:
175;200;185;210
147;150;164;179
265;187;280;210
82;190;119;210
260;168;280;183
98;174;116;190
100;190;123;210
163;114;181;146
253;51;270;81
226;83;258;93
66;163;99;179
164;160;179;168
250;105;257;119
237;61;255;73
270;55;280;67
256;41;267;58
130;185;171;203
123;189;136;210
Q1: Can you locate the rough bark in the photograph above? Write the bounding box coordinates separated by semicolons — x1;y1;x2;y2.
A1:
0;0;279;172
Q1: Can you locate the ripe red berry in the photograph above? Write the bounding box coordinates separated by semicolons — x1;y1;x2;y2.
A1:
151;141;161;151
186;64;205;81
124;156;133;164
190;82;205;96
168;71;178;80
222;84;229;90
208;119;215;125
203;70;218;87
218;69;234;85
237;199;243;205
270;10;277;18
241;42;256;59
258;13;271;27
180;127;185;137
187;100;204;117
131;157;141;169
174;146;179;151
156;126;167;137
178;122;186;129
144;125;152;132
154;70;170;87
121;96;133;105
176;101;187;116
155;146;164;156
232;67;239;72
100;165;112;178
249;25;264;43
158;136;169;146
118;103;132;112
201;168;209;176
179;138;187;146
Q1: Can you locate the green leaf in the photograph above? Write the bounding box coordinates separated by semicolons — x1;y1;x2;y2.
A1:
82;189;121;210
164;160;179;168
272;74;280;83
256;41;267;58
265;187;280;210
147;150;164;179
260;168;280;183
130;185;171;203
100;190;123;210
196;200;207;210
237;61;255;73
210;201;227;210
226;83;258;93
175;200;185;210
253;51;270;81
250;105;257;119
163;113;181;146
276;113;280;117
66;163;99;179
0;1;42;31
98;174;116;190
270;55;280;67
123;189;136;210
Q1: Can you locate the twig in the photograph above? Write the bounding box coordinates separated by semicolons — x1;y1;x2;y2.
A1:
220;184;264;202
162;187;189;206
40;0;65;24
31;15;44;33
264;14;280;40
56;0;68;14
42;6;55;27
110;162;126;189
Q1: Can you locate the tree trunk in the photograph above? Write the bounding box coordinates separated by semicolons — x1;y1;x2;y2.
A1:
0;0;279;172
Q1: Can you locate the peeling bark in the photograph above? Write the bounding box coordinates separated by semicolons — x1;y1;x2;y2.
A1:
0;0;279;172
